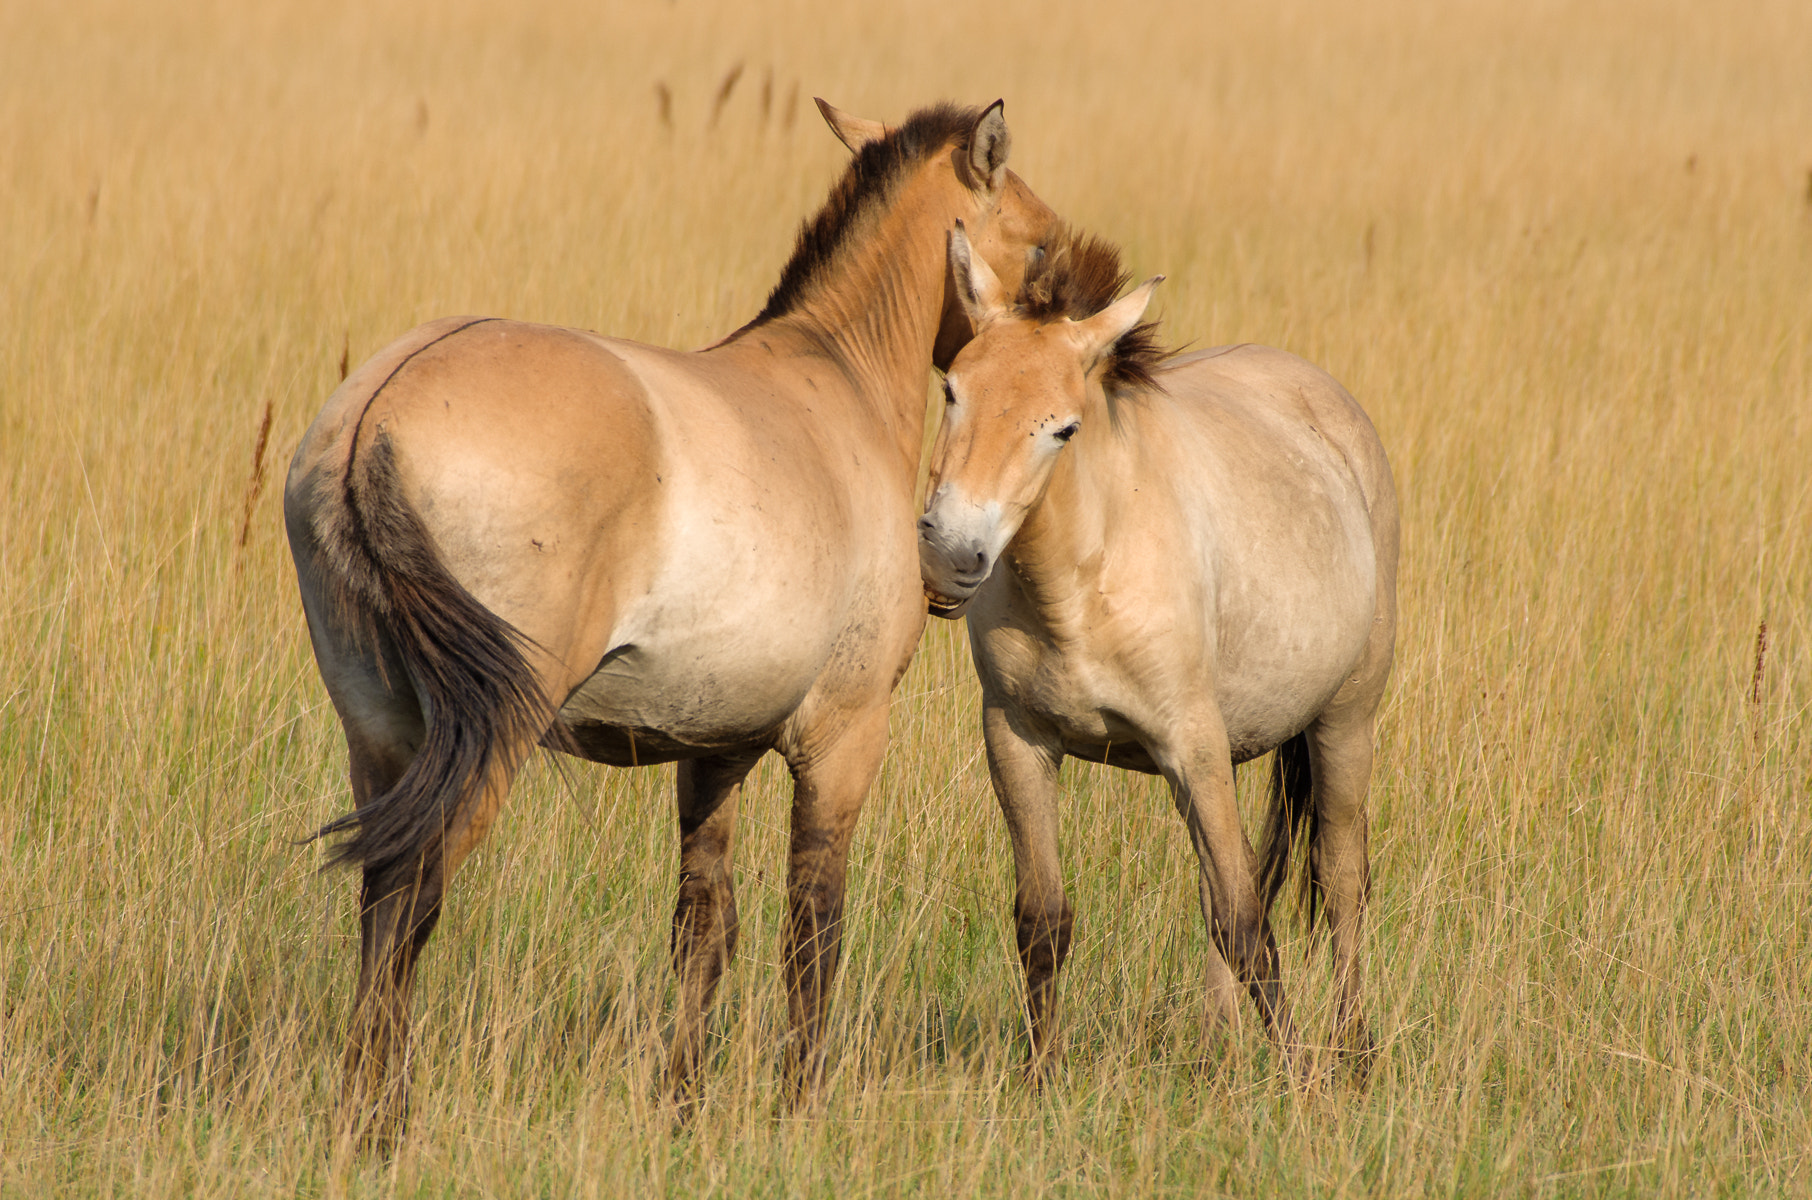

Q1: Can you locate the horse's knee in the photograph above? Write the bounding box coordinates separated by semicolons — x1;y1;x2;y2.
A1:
784;877;847;983
1214;903;1275;977
672;870;739;966
1015;893;1074;978
359;858;445;966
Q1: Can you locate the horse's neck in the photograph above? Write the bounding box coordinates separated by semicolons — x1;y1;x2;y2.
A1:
742;204;952;474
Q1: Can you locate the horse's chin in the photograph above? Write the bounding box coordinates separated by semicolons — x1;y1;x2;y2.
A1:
923;584;972;620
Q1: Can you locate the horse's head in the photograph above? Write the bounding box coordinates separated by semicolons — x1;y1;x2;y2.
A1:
918;224;1162;616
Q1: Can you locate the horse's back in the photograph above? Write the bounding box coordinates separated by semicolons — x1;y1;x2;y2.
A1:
1160;344;1392;513
1155;343;1394;568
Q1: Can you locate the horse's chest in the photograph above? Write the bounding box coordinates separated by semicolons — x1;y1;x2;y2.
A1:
974;623;1146;747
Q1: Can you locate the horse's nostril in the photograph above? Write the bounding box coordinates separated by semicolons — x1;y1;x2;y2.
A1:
917;516;935;533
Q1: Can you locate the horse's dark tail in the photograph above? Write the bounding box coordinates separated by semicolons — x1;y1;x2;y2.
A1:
305;429;556;876
1257;732;1320;932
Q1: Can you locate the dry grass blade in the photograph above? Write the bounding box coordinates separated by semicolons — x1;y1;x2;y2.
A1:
654;80;672;130
235;399;274;555
709;62;744;129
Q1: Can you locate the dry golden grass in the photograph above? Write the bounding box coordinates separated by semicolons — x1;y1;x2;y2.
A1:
3;0;1809;1194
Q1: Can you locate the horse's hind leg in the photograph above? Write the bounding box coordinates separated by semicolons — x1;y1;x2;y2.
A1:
302;625;427;1145
318;638;537;1146
341;744;528;1146
1305;713;1376;1070
981;700;1072;1079
339;761;431;1149
667;750;762;1113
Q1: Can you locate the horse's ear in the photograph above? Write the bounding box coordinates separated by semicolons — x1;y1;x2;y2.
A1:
949;221;1008;327
967;100;1011;191
815;98;887;152
1070;276;1164;366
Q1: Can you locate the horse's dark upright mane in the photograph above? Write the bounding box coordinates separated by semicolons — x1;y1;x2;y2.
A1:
1015;225;1173;393
749;103;985;326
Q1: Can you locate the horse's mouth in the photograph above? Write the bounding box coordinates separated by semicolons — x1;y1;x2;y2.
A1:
924;584;970;618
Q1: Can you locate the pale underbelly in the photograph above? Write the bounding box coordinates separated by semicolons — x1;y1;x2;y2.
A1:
551;638;819;765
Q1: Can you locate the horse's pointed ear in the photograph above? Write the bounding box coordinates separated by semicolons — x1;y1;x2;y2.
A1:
966;100;1011;191
949;221;1008;327
1070;276;1164;366
816;98;887;152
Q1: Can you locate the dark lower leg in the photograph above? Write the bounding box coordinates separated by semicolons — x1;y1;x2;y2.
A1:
667;757;751;1108
667;867;739;1100
1319;834;1374;1070
1197;900;1243;1033
1308;726;1375;1073
341;857;443;1146
1218;915;1293;1044
1015;892;1074;1075
1175;769;1300;1068
782;869;847;1106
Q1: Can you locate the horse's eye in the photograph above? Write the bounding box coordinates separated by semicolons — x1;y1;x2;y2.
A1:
1055;422;1080;442
943;382;957;406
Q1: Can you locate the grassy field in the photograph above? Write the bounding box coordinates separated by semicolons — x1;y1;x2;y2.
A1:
3;0;1809;1194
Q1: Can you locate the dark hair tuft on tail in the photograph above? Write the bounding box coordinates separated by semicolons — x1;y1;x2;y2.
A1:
1257;733;1321;932
309;432;557;875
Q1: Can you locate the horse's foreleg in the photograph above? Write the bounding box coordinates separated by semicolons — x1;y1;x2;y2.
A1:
1196;879;1245;1037
1307;717;1376;1073
667;751;760;1113
1165;725;1301;1071
776;706;889;1110
981;699;1071;1080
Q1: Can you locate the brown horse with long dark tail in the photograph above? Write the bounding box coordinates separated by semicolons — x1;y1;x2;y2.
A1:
284;100;1058;1139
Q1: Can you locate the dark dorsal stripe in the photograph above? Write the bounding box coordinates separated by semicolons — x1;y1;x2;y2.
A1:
1015;225;1172;394
751;103;985;325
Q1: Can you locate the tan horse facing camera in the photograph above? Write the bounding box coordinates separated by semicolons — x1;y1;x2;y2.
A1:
284;100;1058;1139
919;225;1397;1080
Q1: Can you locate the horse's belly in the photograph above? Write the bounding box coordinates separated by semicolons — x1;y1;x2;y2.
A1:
553;627;824;762
1213;591;1375;757
973;559;1375;769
